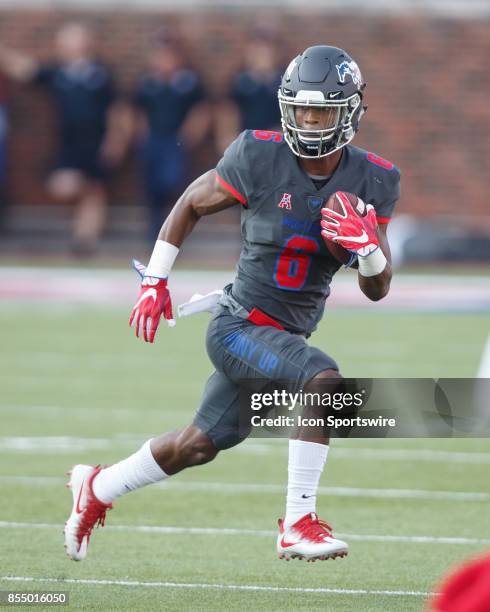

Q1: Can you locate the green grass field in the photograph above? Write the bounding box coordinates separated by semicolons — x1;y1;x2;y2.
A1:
1;304;490;611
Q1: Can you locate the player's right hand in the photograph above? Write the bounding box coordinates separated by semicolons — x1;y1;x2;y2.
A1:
321;198;379;257
129;260;175;343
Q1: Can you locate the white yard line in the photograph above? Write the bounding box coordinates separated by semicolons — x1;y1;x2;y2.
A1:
0;376;96;386
1;474;489;501
2;435;490;465
157;481;490;501
0;352;175;371
330;447;490;464
0;520;488;546
236;442;490;464
0;437;130;452
0;406;184;419
0;575;434;597
4;351;143;362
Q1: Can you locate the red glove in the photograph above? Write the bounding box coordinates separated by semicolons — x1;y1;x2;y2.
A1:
321;195;379;257
129;263;174;343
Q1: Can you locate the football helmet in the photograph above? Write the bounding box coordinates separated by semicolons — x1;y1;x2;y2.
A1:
278;45;366;158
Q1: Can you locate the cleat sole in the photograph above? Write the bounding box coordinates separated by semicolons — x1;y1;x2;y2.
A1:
278;549;348;562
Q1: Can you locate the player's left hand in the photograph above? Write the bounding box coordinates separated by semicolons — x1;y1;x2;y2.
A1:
129;260;175;343
321;200;379;257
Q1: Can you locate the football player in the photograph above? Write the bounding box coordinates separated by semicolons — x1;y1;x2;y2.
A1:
65;45;400;562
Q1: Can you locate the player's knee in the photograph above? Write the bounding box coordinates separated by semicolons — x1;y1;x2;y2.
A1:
304;368;343;393
47;170;85;202
302;369;345;422
178;428;219;467
314;368;343;380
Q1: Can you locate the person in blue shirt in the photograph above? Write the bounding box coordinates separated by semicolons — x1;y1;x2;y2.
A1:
132;35;211;241
216;30;283;154
0;73;8;231
0;23;131;255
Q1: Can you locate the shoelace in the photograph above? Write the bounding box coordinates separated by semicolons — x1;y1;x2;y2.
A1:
77;495;111;544
297;516;333;543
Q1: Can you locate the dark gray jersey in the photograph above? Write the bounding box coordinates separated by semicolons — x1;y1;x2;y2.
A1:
216;130;401;335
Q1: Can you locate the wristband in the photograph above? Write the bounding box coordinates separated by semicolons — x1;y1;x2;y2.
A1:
358;247;387;278
144;240;179;279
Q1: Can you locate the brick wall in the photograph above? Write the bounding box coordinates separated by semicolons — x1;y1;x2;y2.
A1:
1;10;489;224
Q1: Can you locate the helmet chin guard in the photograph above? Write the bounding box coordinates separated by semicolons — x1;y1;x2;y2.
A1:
278;45;366;158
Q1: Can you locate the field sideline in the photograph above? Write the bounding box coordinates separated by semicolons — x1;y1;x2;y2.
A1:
1;265;489;611
1;266;489;312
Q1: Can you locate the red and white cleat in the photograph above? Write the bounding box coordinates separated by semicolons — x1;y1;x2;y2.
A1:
277;513;348;562
64;464;112;561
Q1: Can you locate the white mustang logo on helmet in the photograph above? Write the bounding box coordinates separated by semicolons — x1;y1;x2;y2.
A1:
336;61;362;87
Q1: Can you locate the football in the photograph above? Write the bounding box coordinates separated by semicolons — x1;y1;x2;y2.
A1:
321;191;367;264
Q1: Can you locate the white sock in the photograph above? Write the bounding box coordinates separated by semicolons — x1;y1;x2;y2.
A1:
284;439;329;528
92;439;168;504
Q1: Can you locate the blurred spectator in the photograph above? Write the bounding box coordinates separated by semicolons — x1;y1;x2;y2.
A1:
215;30;283;154
131;34;211;241
0;73;8;232
0;23;131;255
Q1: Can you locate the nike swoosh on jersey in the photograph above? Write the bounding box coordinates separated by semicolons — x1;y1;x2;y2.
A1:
134;288;157;309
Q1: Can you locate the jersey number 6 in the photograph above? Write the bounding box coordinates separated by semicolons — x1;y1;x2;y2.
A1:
274;235;320;291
